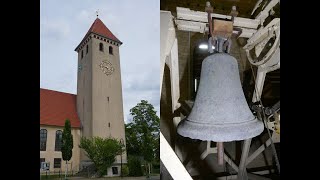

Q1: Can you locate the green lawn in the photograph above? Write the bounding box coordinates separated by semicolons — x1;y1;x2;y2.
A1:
149;173;160;176
40;174;61;179
61;176;147;180
40;174;73;180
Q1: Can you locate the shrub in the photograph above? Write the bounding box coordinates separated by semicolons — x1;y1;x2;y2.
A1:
128;156;143;176
121;164;129;176
79;137;124;176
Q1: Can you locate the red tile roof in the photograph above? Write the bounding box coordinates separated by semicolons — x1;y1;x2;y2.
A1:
40;88;80;128
75;18;122;51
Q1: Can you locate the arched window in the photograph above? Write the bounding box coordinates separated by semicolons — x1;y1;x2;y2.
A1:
40;129;47;151
86;45;89;54
99;43;104;52
55;130;63;151
109;46;113;55
81;50;83;59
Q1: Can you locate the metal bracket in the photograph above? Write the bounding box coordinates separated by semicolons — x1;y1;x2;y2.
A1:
265;101;280;116
243;18;280;66
254;0;280;24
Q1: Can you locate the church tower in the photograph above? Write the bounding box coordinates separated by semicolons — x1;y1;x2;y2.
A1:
75;17;127;173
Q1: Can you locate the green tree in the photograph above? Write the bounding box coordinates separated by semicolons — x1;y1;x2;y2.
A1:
121;164;129;176
61;119;73;179
154;136;160;162
125;100;160;175
127;156;143;176
79;137;124;177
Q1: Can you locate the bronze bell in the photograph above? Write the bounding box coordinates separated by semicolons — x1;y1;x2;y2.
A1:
177;53;264;142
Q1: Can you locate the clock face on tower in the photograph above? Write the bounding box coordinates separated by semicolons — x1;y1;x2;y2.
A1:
99;60;114;76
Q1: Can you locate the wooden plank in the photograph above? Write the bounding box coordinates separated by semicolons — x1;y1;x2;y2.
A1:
176;7;260;29
160;133;193;180
175;19;208;33
167;38;181;112
213;19;233;38
237;139;252;180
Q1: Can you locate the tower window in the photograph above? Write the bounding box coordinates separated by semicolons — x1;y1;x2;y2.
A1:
40;129;47;151
86;45;88;54
54;158;61;168
55;130;63;151
109;46;113;55
99;43;104;52
112;167;118;175
40;158;45;169
81;50;84;59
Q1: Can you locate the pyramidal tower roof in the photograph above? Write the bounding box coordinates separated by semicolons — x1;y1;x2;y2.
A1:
75;18;122;51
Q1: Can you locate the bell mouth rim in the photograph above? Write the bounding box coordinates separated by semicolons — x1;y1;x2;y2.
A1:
177;117;264;142
185;117;258;126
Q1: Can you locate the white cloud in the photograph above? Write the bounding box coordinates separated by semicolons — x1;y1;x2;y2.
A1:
76;10;91;22
123;88;159;124
41;20;71;39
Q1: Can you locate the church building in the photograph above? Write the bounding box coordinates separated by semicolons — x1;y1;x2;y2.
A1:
40;17;127;176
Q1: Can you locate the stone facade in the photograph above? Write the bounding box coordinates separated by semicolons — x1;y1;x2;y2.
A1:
75;20;127;175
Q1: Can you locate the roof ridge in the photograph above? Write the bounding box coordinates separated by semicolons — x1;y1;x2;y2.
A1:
75;17;122;51
40;88;76;95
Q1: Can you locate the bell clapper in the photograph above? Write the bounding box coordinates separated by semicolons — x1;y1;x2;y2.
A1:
217;142;224;165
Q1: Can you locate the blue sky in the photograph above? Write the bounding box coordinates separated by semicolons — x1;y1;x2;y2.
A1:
40;0;160;123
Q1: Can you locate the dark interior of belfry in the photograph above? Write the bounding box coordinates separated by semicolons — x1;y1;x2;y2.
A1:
160;0;280;179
